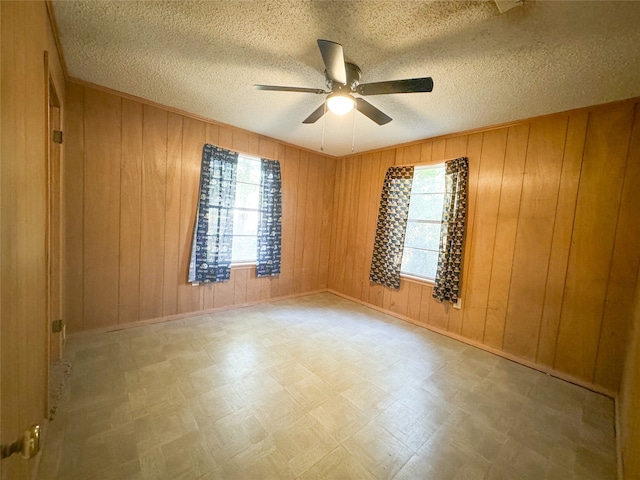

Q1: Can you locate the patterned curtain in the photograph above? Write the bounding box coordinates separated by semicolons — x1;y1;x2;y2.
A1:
369;166;415;289
433;156;469;302
188;144;238;283
256;159;282;277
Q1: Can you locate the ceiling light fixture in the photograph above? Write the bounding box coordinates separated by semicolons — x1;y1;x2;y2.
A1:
326;93;355;115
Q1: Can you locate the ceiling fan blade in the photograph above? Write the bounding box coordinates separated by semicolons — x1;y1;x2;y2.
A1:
355;98;392;125
302;103;326;124
356;77;434;96
317;39;347;85
254;85;327;94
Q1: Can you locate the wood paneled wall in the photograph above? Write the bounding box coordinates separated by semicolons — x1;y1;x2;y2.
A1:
328;100;640;393
63;84;336;333
620;269;640;480
1;1;66;479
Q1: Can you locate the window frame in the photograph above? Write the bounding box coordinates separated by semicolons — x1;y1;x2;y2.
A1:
399;162;446;284
230;154;262;265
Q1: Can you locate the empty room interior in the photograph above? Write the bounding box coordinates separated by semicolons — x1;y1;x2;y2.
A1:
2;1;640;479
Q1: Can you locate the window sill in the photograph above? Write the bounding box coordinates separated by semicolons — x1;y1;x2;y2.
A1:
231;262;256;270
400;273;435;287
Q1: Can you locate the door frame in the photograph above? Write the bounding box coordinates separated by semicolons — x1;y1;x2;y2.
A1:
44;50;64;418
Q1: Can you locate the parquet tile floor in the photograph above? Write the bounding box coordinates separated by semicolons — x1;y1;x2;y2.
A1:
37;293;617;479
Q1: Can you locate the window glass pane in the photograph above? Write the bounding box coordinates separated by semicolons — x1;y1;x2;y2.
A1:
401;164;445;279
407;193;444;221
236;156;262;184
231;236;257;263
235;183;260;209
405;221;441;251
401;248;439;280
233;209;259;236
411;166;445;194
231;156;261;264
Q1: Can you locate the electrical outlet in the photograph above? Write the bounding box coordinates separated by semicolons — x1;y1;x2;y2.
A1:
453;298;462;310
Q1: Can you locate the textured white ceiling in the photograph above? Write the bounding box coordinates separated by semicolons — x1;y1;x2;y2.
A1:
52;0;640;156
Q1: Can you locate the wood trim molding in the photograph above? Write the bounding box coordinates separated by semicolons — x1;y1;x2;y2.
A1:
45;0;69;81
340;96;640;160
66;289;328;338
67;77;337;159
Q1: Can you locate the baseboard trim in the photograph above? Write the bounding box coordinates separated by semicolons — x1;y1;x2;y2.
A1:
67;289;329;338
327;288;616;399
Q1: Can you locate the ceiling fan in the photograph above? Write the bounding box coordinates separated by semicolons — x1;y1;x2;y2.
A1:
254;39;434;126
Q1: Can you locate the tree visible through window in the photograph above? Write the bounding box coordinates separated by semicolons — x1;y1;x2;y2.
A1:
401;164;445;280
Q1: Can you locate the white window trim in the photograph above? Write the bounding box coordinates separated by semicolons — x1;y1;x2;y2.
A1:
231;154;262;265
400;162;445;282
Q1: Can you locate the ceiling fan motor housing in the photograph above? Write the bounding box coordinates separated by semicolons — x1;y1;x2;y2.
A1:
325;62;362;91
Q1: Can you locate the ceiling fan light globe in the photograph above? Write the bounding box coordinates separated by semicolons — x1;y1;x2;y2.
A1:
327;94;355;115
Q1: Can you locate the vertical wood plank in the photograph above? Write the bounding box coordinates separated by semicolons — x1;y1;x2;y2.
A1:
418;285;433;326
246;268;262;304
177;117;205;314
83;89;121;330
233;267;248;305
483;124;529;348
555;104;635;381
327;158;344;291
537;112;588;367
444;135;468;160
301;154;319;292
162;113;183;316
118;99;143;325
353;156;370;299
248;134;261;156
355;154;375;302
456;133;483;335
345;157;361;297
420;141;433;163
232;130;250;154
361;153;380;305
277;146;299;296
503;116;568;360
594;104;640;390
218;125;233;150
293;151;309;294
334;158;354;294
406;282;423;321
318;157;336;289
460;128;507;341
258;138;277;160
214;272;235;308
432;139;446;161
389;281;410;317
26;0;48;427
63;84;84;332
139;105;167;321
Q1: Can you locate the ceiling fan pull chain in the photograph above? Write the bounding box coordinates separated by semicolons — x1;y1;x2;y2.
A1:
320;102;327;152
351;103;357;153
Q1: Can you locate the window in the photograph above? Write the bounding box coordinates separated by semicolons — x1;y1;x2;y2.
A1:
190;144;282;283
400;164;445;280
231;154;262;263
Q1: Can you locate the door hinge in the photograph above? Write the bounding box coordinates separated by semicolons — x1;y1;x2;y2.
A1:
52;130;63;144
0;424;41;460
52;319;63;333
